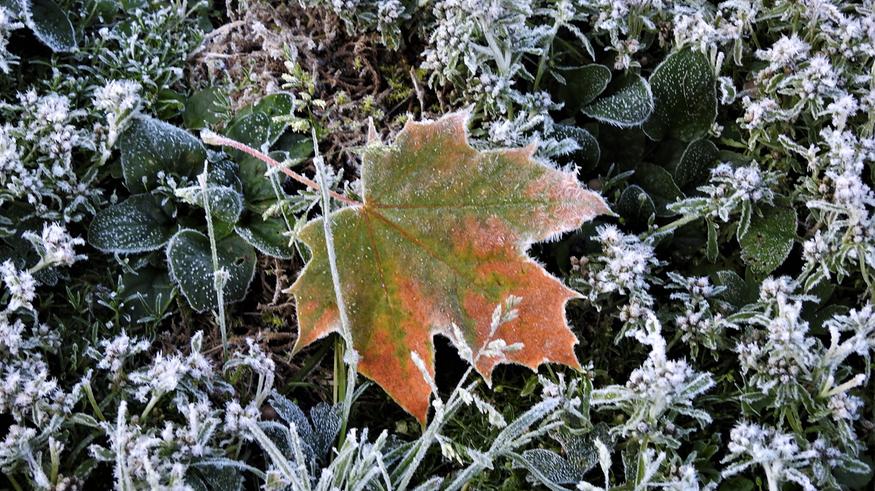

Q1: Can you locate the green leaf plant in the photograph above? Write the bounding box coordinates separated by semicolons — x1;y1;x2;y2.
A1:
88;93;313;328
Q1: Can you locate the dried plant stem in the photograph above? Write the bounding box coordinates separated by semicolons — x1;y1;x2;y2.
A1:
310;128;359;445
199;161;229;355
200;129;361;207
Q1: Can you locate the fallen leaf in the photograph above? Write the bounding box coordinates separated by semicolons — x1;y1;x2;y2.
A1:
290;113;611;422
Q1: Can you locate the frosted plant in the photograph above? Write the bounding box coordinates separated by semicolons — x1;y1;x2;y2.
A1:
721;423;818;491
0;90;99;222
22;222;86;270
572;225;661;309
591;313;714;447
669;163;779;224
0;6;22;74
128;332;214;416
797;128;875;289
667;273;737;356
0;260;36;313
86;331;152;382
93;80;142;165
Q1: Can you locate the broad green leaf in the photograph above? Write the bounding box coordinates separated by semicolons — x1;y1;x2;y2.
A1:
555;65;611;113
208;159;242;193
553;125;600;171
739;205;797;275
24;0;77;52
713;270;757;307
630;163;682;216
88;194;175;253
176;184;244;224
617;185;655;229
120;116;206;193
673;139;719;189
166;230;257;312
582;74;653;128
291;113;611;422
644;49;717;141
235;214;295;259
226;112;271;156
183;87;227;130
239;153;283;205
249;92;295;144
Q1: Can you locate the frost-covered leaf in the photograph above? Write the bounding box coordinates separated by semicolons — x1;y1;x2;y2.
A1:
713;271;757;308
553;125;600;171
739;205;797;275
630;163;682;216
120;116;206;193
166;229;256;312
519;449;588;485
556;64;611;113
291;113;610;422
23;0;77;52
88;194;175;253
245;92;295;144
617;184;655;229
672;139;718;189
235;214;295;259
308;403;341;459
208;159;243;193
644;49;717;142
582;74;653;128
176;184;244;224
268;392;341;464
706;219;718;262
226;112;271;157
192;464;244;491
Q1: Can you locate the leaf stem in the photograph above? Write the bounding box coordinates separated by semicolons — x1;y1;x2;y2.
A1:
200;129;362;207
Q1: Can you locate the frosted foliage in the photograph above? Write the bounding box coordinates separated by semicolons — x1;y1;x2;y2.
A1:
582;74;654;127
644;49;717;141
88;194;173;253
522;448;589;484
119;115;206;193
175;184;244;223
22;0;77;52
165;230;256;312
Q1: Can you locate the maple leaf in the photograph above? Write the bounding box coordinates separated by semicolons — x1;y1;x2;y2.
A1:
291;113;611;423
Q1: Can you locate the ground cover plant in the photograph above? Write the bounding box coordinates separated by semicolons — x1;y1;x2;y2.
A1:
1;0;875;489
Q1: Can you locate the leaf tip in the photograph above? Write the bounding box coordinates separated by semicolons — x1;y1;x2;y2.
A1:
367;117;380;144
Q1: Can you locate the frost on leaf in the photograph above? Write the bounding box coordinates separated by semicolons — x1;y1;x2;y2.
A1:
643;49;717;142
582;73;653;128
23;0;77;52
290;113;611;422
166;230;256;312
88;194;175;254
119;115;206;193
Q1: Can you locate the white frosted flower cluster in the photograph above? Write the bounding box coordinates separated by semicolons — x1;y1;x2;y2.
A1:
23;222;86;269
0;260;35;313
0;90;98;222
0;7;22;74
574;225;661;305
722;422;819;491
128;332;213;402
88;331;151;381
